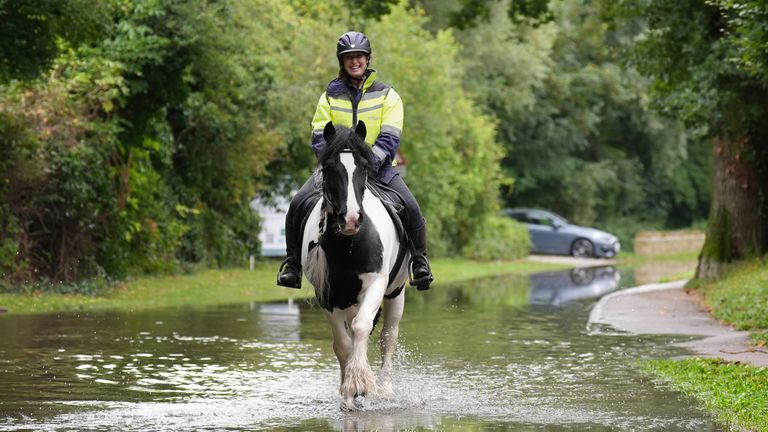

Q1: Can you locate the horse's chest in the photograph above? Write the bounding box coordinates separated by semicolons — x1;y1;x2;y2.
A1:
321;226;384;310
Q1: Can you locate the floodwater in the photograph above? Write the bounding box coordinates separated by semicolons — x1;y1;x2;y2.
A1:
0;266;725;431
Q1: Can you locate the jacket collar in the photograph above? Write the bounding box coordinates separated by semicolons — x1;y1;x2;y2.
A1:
328;69;377;95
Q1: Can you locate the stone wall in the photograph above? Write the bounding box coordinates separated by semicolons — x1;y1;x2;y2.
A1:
634;230;705;256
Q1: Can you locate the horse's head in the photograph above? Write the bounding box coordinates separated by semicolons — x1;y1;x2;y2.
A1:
318;121;376;236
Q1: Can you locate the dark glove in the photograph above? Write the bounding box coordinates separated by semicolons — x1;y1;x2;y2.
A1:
372;145;388;173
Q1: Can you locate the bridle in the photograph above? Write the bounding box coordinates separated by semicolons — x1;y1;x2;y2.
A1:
322;148;356;213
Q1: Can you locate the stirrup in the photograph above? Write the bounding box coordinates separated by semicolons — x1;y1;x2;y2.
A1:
409;254;433;291
276;258;302;289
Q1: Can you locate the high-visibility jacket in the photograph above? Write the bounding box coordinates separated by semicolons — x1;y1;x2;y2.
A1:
310;69;403;183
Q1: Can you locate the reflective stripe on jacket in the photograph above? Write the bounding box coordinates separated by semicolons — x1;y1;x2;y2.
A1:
310;69;403;183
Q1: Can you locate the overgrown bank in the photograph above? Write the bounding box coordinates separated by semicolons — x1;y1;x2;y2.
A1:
0;258;568;315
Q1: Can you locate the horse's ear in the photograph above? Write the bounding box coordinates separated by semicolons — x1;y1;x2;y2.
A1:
355;121;367;141
323;122;336;143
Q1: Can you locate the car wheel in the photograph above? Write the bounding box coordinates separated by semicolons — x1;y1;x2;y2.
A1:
570;238;594;258
570;267;595;285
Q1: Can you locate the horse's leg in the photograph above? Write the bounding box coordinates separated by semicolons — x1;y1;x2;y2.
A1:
378;286;404;398
341;273;387;409
326;309;352;394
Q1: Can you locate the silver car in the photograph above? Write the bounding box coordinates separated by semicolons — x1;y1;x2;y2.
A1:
504;208;620;258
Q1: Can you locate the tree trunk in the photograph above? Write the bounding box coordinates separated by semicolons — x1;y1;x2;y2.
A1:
696;137;768;278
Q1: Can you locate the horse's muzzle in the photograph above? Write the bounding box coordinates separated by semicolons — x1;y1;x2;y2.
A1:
339;211;362;235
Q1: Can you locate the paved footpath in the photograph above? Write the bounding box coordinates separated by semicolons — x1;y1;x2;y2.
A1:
588;280;768;367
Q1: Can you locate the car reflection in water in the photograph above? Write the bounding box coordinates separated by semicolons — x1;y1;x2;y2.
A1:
529;266;620;307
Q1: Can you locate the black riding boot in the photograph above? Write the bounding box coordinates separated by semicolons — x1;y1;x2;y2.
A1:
276;219;302;289
409;224;434;290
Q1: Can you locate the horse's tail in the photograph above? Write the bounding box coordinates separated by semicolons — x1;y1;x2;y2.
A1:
306;242;330;310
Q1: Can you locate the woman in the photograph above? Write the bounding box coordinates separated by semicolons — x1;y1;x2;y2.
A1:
277;31;433;290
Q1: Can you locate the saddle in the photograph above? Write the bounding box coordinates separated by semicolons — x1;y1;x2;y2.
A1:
293;178;410;287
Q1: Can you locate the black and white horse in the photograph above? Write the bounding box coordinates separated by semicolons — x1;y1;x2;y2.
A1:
301;121;409;410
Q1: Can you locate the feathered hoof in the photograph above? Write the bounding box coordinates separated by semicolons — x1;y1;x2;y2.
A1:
342;366;377;398
340;395;365;411
376;380;394;399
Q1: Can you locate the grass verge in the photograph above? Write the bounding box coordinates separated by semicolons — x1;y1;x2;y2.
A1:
641;256;768;432
687;257;768;346
0;257;568;315
643;358;768;431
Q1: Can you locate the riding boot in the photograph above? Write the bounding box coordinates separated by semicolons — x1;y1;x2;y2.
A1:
276;218;302;289
408;224;434;291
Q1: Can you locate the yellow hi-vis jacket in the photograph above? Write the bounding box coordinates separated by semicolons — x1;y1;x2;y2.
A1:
310;69;403;183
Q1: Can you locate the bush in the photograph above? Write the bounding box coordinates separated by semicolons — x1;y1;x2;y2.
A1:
462;216;530;261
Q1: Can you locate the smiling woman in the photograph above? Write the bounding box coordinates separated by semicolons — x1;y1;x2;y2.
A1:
277;30;433;291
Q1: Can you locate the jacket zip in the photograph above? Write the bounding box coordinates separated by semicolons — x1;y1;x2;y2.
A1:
350;73;371;126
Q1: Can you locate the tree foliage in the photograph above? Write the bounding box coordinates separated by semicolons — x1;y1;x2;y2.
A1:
0;0;719;287
601;0;768;270
0;0;509;285
1;0;275;283
458;0;711;232
368;2;506;255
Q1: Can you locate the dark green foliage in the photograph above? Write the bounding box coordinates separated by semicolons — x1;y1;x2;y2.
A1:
449;0;552;29
602;0;767;136
0;0;269;285
344;0;399;19
458;0;711;234
602;0;768;264
0;0;111;81
0;0;720;287
0;91;114;282
462;216;530;261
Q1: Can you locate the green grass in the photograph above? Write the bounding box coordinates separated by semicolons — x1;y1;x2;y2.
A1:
643;358;768;431
641;256;768;432
688;257;768;345
0;257;568;315
616;250;701;268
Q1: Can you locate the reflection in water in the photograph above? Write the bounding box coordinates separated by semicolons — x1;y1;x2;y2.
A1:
257;298;301;341
634;260;697;285
0;273;724;431
529;266;620;306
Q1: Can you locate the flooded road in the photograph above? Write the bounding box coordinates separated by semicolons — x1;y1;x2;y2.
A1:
0;268;724;431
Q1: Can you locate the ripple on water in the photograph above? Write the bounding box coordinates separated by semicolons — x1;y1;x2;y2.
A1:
0;275;725;431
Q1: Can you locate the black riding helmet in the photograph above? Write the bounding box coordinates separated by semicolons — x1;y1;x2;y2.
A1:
336;31;371;62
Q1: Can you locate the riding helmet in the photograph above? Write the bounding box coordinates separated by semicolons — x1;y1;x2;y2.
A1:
336;31;372;60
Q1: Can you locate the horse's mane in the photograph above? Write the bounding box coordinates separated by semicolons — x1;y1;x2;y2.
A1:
318;124;376;175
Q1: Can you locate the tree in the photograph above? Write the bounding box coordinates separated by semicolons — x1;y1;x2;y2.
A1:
368;2;504;256
454;0;710;234
602;0;768;277
0;0;278;283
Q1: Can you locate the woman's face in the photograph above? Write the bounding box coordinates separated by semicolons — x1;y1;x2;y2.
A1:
342;52;368;79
